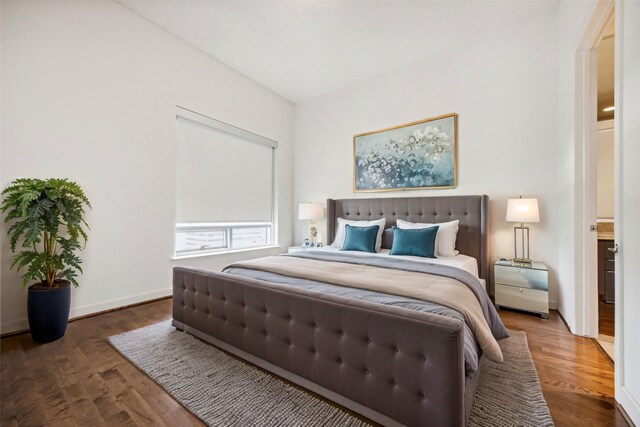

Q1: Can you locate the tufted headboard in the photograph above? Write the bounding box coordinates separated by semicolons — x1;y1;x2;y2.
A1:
326;195;489;279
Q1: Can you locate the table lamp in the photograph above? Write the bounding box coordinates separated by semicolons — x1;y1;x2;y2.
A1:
298;203;324;246
506;197;540;264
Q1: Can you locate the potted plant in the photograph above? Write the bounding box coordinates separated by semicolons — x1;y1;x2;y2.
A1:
1;178;90;343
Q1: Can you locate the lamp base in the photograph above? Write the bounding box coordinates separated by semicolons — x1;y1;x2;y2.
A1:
513;224;531;264
307;220;318;245
512;258;532;266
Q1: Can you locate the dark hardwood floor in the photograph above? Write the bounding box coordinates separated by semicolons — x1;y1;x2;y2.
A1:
599;299;615;337
1;299;201;427
500;309;627;427
1;299;629;426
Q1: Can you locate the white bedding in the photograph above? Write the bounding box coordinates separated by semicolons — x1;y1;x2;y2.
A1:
311;246;479;278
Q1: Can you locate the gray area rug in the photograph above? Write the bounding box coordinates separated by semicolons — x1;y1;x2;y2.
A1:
469;331;554;427
109;322;553;427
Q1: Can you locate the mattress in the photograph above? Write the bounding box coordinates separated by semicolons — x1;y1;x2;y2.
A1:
312;245;480;277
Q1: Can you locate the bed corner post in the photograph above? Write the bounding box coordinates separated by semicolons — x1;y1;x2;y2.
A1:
172;267;185;330
480;195;489;281
326;199;336;244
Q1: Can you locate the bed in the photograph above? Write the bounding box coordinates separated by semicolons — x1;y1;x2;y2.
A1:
173;195;505;426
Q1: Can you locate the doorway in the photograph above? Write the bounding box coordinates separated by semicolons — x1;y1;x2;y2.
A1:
594;20;615;361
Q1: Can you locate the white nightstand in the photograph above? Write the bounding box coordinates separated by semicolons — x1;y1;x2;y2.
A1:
494;260;549;319
288;245;324;253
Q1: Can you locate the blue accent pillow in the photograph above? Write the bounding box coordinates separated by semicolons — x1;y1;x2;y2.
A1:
341;224;380;253
390;225;439;258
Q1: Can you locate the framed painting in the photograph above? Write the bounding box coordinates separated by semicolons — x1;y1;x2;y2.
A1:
353;113;457;192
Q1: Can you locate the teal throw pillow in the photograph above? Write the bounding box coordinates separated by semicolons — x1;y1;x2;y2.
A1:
389;225;439;258
341;224;380;253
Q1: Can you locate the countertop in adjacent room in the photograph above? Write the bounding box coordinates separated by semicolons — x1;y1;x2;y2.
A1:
597;221;614;241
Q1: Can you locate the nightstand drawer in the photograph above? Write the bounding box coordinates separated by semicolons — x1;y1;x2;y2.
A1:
495;284;549;314
494;264;548;291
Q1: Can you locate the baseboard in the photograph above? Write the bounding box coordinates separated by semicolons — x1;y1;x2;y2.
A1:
68;288;172;319
556;310;572;332
619;402;637;427
0;288;172;336
0;318;30;335
618;386;640;426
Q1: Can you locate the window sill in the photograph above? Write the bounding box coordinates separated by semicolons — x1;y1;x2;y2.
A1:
172;245;283;261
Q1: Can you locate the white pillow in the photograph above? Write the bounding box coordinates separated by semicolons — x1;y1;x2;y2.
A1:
396;219;460;257
332;217;386;252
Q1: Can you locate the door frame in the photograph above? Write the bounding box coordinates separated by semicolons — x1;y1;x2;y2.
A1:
575;3;640;421
613;1;640;422
573;0;614;338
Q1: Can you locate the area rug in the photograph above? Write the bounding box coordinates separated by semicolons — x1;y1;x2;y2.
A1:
109;322;553;426
468;331;554;427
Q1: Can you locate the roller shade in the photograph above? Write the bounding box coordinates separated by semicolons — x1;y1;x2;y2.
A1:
176;115;274;223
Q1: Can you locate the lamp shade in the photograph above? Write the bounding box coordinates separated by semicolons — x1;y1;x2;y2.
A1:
298;203;324;220
506;198;540;223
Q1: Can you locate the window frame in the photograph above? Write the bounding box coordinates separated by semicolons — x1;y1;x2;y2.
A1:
173;106;278;258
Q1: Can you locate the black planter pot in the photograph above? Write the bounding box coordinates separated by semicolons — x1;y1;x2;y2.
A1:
27;282;71;343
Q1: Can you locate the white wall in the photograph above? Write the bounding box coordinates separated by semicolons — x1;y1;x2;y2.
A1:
294;13;561;307
596;120;614;219
0;1;294;334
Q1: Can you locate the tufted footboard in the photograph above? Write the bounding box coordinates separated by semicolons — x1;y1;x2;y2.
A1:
173;266;479;427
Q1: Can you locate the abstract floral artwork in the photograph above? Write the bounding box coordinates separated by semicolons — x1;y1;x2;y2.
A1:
353;114;457;192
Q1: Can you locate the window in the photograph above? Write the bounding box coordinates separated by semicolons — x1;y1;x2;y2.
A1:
174;222;273;255
175;108;277;256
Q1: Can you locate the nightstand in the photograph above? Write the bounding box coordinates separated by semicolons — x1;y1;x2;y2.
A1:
288;245;323;253
494;260;549;319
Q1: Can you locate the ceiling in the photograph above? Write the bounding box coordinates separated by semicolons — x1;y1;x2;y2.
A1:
119;0;559;103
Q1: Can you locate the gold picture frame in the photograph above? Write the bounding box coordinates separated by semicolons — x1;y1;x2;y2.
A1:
353;113;457;193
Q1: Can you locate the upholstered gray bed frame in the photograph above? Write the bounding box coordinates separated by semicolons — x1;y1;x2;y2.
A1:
173;195;489;426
